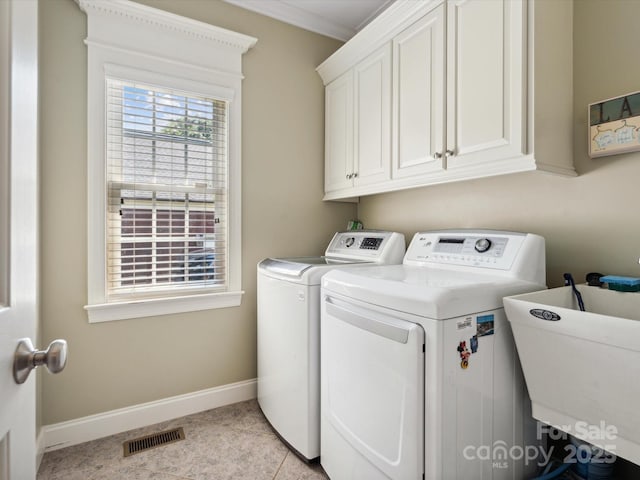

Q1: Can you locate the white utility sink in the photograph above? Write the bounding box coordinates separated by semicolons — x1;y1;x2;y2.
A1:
504;286;640;466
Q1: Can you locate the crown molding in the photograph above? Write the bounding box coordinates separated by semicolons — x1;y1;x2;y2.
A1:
354;0;396;32
223;0;355;41
317;0;441;84
75;0;257;53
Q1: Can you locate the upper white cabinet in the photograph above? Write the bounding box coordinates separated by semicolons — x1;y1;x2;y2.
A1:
354;44;392;188
317;0;576;201
445;0;525;171
325;70;354;192
325;44;391;193
392;4;445;179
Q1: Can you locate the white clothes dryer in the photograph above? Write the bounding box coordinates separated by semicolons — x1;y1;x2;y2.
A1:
257;230;405;461
320;230;547;480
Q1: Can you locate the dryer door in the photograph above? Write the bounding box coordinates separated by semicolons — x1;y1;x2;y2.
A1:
321;294;424;480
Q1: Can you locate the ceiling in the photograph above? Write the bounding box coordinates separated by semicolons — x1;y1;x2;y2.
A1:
222;0;395;41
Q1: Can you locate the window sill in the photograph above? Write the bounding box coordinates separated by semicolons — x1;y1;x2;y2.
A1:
84;290;244;323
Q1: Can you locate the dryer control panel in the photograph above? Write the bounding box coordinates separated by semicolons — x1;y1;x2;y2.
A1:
404;230;543;278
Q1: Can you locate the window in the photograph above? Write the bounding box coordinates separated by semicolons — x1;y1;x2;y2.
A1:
79;0;256;322
106;80;227;298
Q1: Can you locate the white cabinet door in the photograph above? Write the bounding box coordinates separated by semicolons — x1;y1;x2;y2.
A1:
392;4;445;179
445;0;525;170
353;44;391;187
324;70;354;193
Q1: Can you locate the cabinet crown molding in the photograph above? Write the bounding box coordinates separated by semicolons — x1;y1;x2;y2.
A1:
317;0;442;85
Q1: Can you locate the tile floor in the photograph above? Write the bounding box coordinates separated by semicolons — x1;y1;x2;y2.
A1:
37;400;329;480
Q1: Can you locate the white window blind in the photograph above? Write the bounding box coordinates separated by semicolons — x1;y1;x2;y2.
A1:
106;78;228;298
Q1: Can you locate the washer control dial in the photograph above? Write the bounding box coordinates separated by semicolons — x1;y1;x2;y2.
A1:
474;238;492;253
345;237;355;248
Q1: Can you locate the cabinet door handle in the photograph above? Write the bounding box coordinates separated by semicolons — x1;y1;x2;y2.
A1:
434;152;443;159
445;149;455;157
346;173;352;179
352;172;358;178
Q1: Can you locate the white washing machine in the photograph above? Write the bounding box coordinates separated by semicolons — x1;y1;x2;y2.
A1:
320;230;547;480
257;230;405;461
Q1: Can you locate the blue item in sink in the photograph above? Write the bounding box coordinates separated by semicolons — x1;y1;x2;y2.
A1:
599;275;640;292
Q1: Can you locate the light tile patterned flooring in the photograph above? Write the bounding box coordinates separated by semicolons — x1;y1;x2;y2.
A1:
37;400;329;480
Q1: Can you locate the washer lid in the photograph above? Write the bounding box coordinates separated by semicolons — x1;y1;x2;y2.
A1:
322;265;545;319
259;257;369;283
257;230;406;285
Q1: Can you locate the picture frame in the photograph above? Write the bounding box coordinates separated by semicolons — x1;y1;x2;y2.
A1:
589;90;640;157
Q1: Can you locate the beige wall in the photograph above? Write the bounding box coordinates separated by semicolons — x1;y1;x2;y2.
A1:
38;0;639;434
359;0;640;289
39;0;353;424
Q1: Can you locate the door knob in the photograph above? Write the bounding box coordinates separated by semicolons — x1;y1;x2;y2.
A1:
13;338;68;384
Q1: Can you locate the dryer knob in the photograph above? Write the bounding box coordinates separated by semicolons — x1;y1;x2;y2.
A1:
474;238;492;253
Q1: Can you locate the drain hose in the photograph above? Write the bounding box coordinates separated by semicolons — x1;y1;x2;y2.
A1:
563;273;585;312
531;461;571;480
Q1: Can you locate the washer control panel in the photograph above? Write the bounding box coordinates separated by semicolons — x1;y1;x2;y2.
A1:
405;230;527;270
332;233;385;252
325;231;406;263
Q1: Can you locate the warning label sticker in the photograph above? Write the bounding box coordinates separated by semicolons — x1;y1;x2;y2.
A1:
457;317;473;330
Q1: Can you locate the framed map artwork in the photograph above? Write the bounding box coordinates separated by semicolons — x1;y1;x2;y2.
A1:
589;91;640;157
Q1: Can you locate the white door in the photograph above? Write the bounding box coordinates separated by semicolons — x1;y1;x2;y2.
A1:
391;4;446;179
353;44;391;188
324;70;354;192
0;1;39;478
321;295;424;480
445;0;526;170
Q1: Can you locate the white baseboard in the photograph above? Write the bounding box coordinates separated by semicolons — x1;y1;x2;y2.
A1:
42;378;257;452
36;428;45;470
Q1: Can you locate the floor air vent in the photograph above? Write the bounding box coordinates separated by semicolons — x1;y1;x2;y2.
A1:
123;427;185;457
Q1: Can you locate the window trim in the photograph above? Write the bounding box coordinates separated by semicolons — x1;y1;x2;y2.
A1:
78;0;256;322
85;291;244;324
